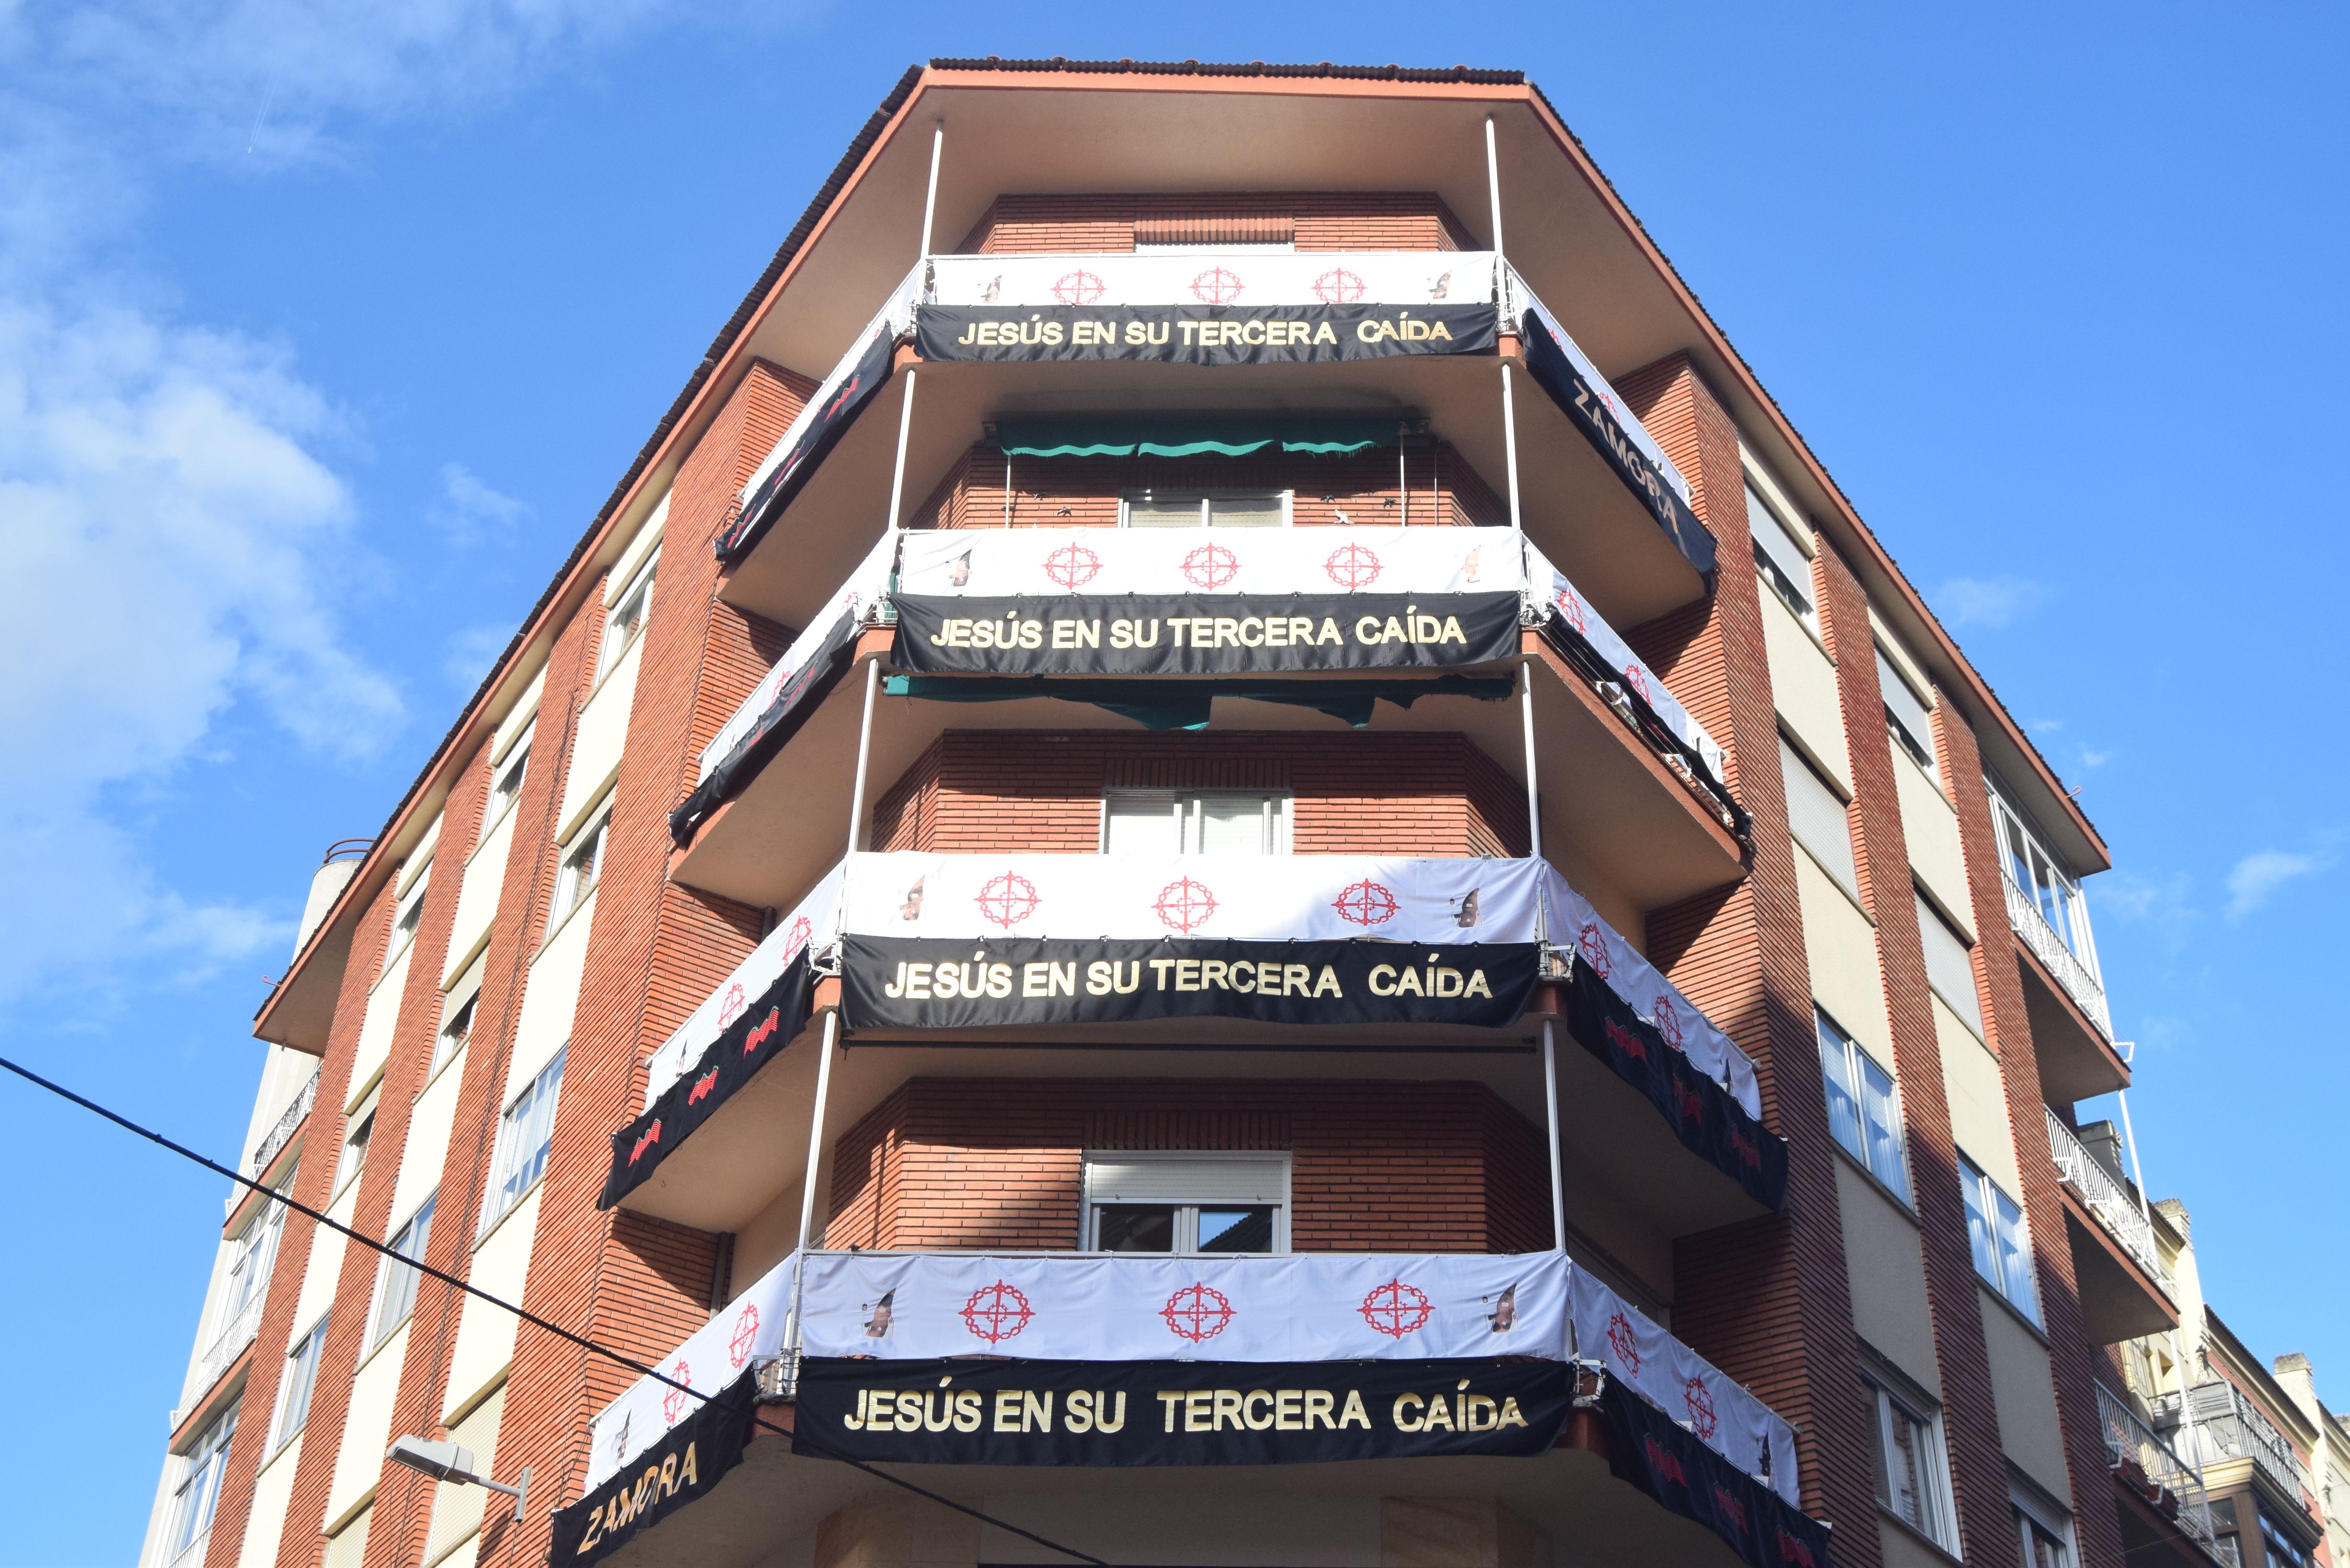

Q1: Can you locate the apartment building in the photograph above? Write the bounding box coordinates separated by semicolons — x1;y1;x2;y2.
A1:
141;57;2183;1568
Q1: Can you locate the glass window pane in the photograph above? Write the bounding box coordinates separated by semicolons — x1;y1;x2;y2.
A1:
1097;1205;1176;1252
1962;1160;2001;1288
1996;1187;2038;1321
1103;795;1180;855
1196;796;1270;855
1196;1206;1276;1253
1127;497;1203;528
1859;1055;1909;1195
1208;494;1284;527
1886;1403;1929;1530
1818;1019;1863;1161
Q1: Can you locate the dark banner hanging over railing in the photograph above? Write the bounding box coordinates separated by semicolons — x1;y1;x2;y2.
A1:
1598;1379;1833;1568
715;325;897;563
550;1369;761;1567
916;304;1496;366
668;612;860;846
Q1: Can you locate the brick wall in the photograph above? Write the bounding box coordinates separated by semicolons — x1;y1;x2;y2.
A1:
867;730;1528;858
825;1078;1550;1254
958;192;1472;254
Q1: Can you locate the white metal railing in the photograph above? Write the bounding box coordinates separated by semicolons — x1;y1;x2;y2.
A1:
2161;1382;2309;1506
2003;869;2114;1040
2046;1108;2172;1290
248;1064;319;1178
172;1292;266;1429
928;249;1497;312
2100;1383;2224;1559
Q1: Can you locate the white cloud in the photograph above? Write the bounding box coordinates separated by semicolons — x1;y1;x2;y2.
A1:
1933;574;2051;630
2225;848;2331;920
429;462;532;548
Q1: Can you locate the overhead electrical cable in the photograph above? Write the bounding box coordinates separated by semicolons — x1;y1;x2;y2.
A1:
0;1054;1108;1567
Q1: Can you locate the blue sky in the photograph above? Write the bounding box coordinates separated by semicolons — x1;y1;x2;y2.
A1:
3;3;2343;1562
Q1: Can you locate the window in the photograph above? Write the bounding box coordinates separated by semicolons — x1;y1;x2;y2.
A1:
1747;482;1817;628
1864;1376;1953;1547
424;1382;508;1564
551;802;612;928
1121;490;1289;528
165;1399;239;1562
596;550;658;682
1877;646;1938;778
1915;892;1985;1037
322;1505;371;1568
215;1178;290;1340
337;1085;379;1195
1102;791;1289;856
1780;736;1859;898
386;862;431;965
273;1315;329;1449
371;1193;436;1347
486;724;532;832
482;1048;565;1232
1961;1155;2039;1321
1988;782;2100;970
432;955;485;1078
2260;1507;2311;1568
1084;1152;1288;1254
1818;1008;1909;1197
2017;1500;2075;1568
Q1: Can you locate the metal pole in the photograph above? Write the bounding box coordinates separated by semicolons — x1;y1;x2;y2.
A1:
793;1011;842;1250
2116;1080;2155;1226
1519;663;1542;861
1541;1019;1567;1252
1483;115;1505;258
918;122;945;259
885;368;918;532
1501;361;1524;531
1398;439;1407;526
844;655;881;854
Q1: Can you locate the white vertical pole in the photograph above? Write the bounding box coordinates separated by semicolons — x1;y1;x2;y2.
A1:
1519;664;1542;861
1398;439;1408;527
844;655;881;855
2116;1081;2155;1226
885;368;918;532
793;1010;842;1251
1484;115;1506;258
1501;362;1524;531
1541;1020;1567;1252
918;122;945;260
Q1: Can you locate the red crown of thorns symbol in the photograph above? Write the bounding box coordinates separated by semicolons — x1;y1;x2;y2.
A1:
1312;268;1367;303
1359;1279;1434;1339
974;871;1042;929
1323;541;1383;590
1161;1283;1236;1342
1653;996;1685;1047
1052;269;1107;305
715;982;747;1029
960;1281;1035;1343
1180;543;1240;590
728;1304;760;1368
1685;1378;1719;1440
1628;665;1653;703
1607;1310;1642;1374
1332;879;1401;926
1189;267;1245;305
1553;586;1587;633
661;1359;693;1423
1153;877;1218;933
1043;542;1103;589
779;915;814;964
1577;924;1612;977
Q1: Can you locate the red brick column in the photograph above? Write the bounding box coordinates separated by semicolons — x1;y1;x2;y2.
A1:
1617;354;1881;1555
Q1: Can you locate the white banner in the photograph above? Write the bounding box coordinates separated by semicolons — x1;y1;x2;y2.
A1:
1522;537;1726;786
930;251;1496;311
734;265;926;509
640;863;846;1109
1505;266;1691;505
696;531;897;779
843;851;1542;944
585;1256;798;1488
897;524;1526;599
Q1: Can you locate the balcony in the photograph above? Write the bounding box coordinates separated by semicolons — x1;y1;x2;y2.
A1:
247;1063;318;1179
170;1292;265;1433
2099;1382;2226;1564
2005;866;2114;1040
2047;1108;2175;1341
2158;1382;2310;1512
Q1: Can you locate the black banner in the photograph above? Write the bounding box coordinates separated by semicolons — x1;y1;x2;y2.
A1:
598;953;815;1209
1600;1380;1829;1568
1562;963;1787;1212
843;937;1538;1032
892;592;1523;676
795;1357;1569;1466
917;304;1497;365
1531;610;1745;836
1517;312;1716;579
668;610;860;846
715;327;896;562
550;1371;761;1565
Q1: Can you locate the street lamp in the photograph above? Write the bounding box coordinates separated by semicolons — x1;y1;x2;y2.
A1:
385;1435;529;1523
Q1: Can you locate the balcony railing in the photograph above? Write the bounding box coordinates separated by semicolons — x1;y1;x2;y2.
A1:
248;1063;318;1178
2047;1108;2172;1290
171;1291;266;1430
2099;1382;2224;1559
2158;1382;2309;1506
2003;868;2114;1040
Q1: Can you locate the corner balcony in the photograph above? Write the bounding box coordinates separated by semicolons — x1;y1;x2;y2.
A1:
2046;1109;2176;1342
2099;1382;2226;1566
553;1247;1826;1568
2156;1382;2314;1518
2005;867;2131;1103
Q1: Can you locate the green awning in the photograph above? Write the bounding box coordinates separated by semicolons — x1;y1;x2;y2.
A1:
995;419;1406;460
882;675;1512;731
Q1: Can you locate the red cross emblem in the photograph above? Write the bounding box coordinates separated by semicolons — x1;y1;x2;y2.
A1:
1331;879;1400;926
1685;1377;1719;1440
1653;995;1686;1048
974;871;1041;929
1577;923;1612;977
1052;269;1107;305
1553;585;1587;634
1358;1279;1433;1339
715;982;747;1029
1043;542;1103;589
1628;664;1653;704
1323;541;1383;590
728;1303;759;1368
1153;877;1218;933
1160;1283;1235;1342
960;1281;1035;1343
779;914;813;964
661;1359;693;1423
1312;268;1366;303
1606;1309;1642;1374
1189;267;1244;305
1180;543;1240;590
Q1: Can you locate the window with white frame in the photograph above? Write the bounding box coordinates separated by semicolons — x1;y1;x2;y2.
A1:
165;1398;239;1562
386;861;431;965
2015;1493;2076;1568
1915;891;1985;1037
1747;481;1817;629
370;1192;436;1347
1961;1154;2040;1321
1818;1007;1909;1197
1102;790;1290;856
1877;645;1938;779
1121;490;1289;528
2260;1506;2312;1568
1781;736;1859;898
336;1084;378;1196
1864;1372;1954;1547
1988;780;2100;971
596;550;658;683
482;1047;565;1232
551;801;612;928
486;723;532;833
432;955;485;1079
214;1174;291;1341
1084;1151;1288;1254
273;1314;329;1450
